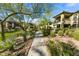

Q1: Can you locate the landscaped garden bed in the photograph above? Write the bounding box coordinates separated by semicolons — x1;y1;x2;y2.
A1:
47;39;79;56
0;36;33;56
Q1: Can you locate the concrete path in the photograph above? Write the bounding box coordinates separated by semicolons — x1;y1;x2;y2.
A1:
28;37;51;56
28;31;51;56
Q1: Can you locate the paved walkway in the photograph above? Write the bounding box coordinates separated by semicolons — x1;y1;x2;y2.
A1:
28;31;51;56
28;37;51;56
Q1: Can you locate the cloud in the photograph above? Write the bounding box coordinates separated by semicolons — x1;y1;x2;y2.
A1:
66;3;77;7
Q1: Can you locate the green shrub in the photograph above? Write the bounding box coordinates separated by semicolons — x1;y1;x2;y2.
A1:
28;31;35;39
0;41;5;49
58;30;64;36
66;29;79;41
38;19;52;36
67;30;73;37
72;31;79;40
64;28;72;36
0;38;16;50
5;41;11;49
47;40;62;56
50;31;55;37
64;28;69;35
47;40;79;56
61;42;77;56
0;41;11;50
41;26;51;36
25;29;36;39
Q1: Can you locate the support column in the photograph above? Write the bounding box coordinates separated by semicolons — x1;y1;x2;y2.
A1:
60;14;64;29
0;24;1;32
6;22;8;29
76;13;79;28
12;22;14;28
70;15;74;28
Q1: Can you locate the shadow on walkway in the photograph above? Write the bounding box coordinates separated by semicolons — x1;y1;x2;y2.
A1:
32;47;45;56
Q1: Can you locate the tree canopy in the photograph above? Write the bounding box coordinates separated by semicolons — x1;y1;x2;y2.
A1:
0;3;55;41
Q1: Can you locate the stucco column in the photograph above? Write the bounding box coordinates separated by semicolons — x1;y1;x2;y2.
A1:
0;24;1;32
77;13;79;27
12;22;14;28
6;22;8;29
70;16;74;27
60;14;64;29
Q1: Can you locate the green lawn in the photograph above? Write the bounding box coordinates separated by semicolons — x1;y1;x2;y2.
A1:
0;30;23;41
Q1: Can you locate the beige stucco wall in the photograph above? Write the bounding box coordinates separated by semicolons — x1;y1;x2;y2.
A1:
60;14;64;24
70;14;74;26
70;13;79;26
77;13;79;24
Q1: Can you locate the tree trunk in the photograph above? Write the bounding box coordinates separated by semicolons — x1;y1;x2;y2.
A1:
1;22;5;41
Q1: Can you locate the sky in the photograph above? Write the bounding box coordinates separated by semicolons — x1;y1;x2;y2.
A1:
52;3;79;16
26;3;79;16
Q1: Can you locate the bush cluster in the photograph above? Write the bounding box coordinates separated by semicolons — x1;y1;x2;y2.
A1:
50;31;55;37
64;28;79;41
71;31;79;40
58;30;64;36
47;40;79;56
41;26;51;36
